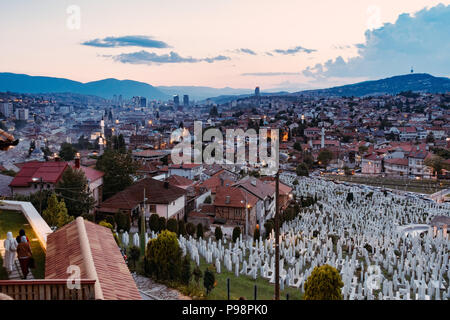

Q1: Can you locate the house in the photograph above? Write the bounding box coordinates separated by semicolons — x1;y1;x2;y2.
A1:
9;161;69;196
361;154;383;175
169;163;203;180
132;149;168;162
384;158;409;176
214;186;259;236
97;178;187;222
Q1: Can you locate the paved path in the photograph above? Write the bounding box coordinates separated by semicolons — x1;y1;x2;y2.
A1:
0;240;35;280
132;273;191;300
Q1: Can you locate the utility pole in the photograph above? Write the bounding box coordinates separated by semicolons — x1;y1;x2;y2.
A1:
274;170;280;300
141;188;147;255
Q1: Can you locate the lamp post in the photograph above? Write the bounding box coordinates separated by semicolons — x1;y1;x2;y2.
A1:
32;177;43;214
274;170;280;300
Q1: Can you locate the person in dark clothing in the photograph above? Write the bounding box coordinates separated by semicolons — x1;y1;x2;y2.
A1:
16;229;29;244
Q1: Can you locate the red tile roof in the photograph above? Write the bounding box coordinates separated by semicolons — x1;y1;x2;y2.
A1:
214;186;258;208
45;218;141;300
9;161;68;187
166;174;194;187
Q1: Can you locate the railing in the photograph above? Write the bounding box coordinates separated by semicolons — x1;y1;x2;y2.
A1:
0;279;96;300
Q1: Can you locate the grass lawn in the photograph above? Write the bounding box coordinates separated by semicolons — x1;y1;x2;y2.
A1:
194;257;303;300
324;174;450;194
0;210;46;279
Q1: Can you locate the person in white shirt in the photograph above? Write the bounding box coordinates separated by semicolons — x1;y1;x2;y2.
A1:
3;232;18;273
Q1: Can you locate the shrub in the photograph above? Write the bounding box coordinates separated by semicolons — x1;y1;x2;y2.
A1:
181;254;192;285
214;226;223;241
149;214;159;232
264;220;274;239
232;227;241;243
196;223;204;239
304;264;343;300
203;268;215;295
167;218;178;234
128;245;141;269
114;211;130;232
99;220;113;231
145;230;182;281
346;192;354;203
105;215;115;227
193;266;202;285
204;195;212;204
186;223;196;237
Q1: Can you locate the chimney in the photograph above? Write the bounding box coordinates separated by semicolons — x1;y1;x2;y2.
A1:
220;177;224;186
75;153;81;169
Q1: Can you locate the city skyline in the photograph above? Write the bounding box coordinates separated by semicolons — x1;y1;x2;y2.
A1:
0;1;449;92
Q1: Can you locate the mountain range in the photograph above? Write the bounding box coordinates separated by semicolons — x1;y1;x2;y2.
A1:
0;72;449;102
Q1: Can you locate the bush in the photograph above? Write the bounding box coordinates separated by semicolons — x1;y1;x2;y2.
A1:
203;268;215;295
128;245;141;269
296;163;309;176
214;226;223;241
158;216;167;232
149;214;159;232
178;220;186;236
99;220;113;230
181;254;192;285
346;192;354;203
232;227;241;243
145;230;182;281
167;218;178;234
304;264;343;300
196;223;204;239
186;223;196;237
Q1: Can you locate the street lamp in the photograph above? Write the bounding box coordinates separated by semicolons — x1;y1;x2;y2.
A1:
32;177;43;214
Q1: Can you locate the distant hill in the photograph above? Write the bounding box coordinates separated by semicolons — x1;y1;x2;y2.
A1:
293;73;450;97
0;73;169;100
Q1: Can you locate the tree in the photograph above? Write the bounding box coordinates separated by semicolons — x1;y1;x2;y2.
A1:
167;218;178;234
178;220;186;236
346;192;354;203
318;149;333;167
114;211;130;232
209;106;219;117
303;154;314;168
232;227;241;243
158;217;167;232
425;155;445;177
426;132;435;143
149;214;160;232
296;163;309;177
186;223;196;237
181;254;192;285
214;226;223;241
42;193;74;228
128;246;141;270
203;267;216;295
196;223;204;239
193;266;202;285
304;264;344;300
253;225;260;241
293;142;302;151
95;149;138;200
59;142;77;161
56;166;95;217
204;195;212;204
145;230;182;281
264;220;274;239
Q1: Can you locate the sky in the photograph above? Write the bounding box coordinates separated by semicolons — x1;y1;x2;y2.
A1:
0;0;449;91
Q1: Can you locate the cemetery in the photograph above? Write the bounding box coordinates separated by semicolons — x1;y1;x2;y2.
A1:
120;174;449;300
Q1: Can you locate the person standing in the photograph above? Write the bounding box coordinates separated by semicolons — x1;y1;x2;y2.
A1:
16;236;32;279
3;232;18;274
16;229;29;244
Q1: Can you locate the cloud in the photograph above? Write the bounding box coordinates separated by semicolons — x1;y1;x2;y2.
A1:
241;72;301;76
234;48;257;55
273;45;317;55
82;35;169;48
303;4;450;79
110;50;230;65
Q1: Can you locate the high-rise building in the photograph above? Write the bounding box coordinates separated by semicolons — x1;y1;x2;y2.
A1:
255;86;260;96
139;97;147;108
0;103;13;118
173;95;180;107
183;95;189;107
15;108;29;121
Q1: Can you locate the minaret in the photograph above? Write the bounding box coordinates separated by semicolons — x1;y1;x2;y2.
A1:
321;126;325;149
99;117;105;154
